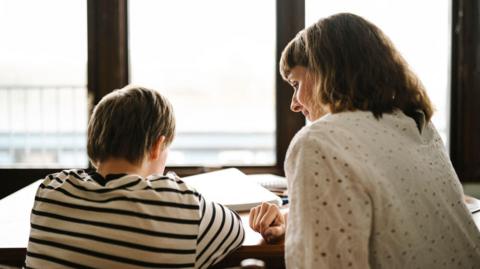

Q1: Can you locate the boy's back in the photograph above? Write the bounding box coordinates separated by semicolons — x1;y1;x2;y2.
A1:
25;85;245;268
26;169;244;268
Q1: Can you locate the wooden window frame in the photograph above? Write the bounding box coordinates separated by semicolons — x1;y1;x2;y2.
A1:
3;0;478;199
450;0;480;183
0;0;305;198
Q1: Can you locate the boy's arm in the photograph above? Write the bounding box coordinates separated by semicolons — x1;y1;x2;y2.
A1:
195;195;245;269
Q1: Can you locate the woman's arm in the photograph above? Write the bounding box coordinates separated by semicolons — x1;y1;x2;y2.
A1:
285;131;372;269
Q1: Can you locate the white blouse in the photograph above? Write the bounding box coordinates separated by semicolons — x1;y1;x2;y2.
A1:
284;110;480;269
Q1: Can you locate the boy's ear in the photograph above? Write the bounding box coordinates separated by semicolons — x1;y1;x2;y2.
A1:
150;136;166;160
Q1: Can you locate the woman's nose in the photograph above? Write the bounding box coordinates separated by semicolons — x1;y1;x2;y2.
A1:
290;95;302;113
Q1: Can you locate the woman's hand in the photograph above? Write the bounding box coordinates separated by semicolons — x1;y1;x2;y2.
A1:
249;202;286;243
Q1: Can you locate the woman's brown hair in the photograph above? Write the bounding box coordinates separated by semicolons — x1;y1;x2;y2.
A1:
280;13;434;121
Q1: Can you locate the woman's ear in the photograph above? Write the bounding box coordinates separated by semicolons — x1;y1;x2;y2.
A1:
149;136;166;160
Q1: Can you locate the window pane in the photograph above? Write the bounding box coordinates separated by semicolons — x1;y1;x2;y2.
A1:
129;0;276;166
306;0;450;146
0;0;88;168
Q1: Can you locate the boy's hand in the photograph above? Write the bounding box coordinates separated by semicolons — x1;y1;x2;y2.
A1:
249;202;286;243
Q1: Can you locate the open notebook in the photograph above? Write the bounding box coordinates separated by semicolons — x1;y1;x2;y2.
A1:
465;196;480;214
182;168;282;212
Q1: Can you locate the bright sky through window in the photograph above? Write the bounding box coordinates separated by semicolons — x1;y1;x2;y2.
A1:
129;0;277;166
0;0;88;168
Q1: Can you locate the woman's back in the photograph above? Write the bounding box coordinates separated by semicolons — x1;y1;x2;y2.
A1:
284;110;480;268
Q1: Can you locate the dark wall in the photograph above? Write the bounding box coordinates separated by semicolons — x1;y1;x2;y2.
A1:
450;0;480;183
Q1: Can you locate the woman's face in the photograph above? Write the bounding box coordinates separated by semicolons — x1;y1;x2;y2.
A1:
287;66;328;121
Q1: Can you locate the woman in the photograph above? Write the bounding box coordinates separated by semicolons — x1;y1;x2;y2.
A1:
249;13;480;268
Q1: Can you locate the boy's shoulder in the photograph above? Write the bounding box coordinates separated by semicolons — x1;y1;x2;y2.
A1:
36;170;203;213
41;169;90;185
41;169;200;195
146;173;201;198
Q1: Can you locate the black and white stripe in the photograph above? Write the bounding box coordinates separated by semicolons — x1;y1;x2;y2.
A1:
26;169;244;269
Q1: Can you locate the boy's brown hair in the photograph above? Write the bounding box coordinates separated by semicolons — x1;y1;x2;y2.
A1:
280;13;434;121
87;85;175;166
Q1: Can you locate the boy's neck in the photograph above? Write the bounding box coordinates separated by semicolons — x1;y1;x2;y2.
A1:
96;158;147;178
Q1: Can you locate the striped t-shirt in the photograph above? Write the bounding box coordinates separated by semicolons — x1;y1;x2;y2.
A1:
25;169;245;269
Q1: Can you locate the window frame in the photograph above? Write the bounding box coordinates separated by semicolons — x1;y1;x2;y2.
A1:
123;0;306;176
0;0;306;198
2;0;479;199
450;0;480;183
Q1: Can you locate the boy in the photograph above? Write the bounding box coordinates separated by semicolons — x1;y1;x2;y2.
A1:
25;85;245;268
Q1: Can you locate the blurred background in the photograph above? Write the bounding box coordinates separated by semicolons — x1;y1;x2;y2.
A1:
0;0;450;168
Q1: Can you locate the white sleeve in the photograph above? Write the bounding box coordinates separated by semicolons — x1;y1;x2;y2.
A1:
195;195;245;269
285;133;372;269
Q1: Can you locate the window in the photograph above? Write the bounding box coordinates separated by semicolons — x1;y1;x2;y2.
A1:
129;0;277;166
1;0;304;198
6;1;476;198
306;0;451;145
0;0;88;168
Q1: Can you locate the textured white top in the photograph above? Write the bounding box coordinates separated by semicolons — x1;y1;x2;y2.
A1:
284;110;480;269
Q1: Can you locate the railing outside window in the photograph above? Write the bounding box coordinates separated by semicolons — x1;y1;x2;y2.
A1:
0;86;275;168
